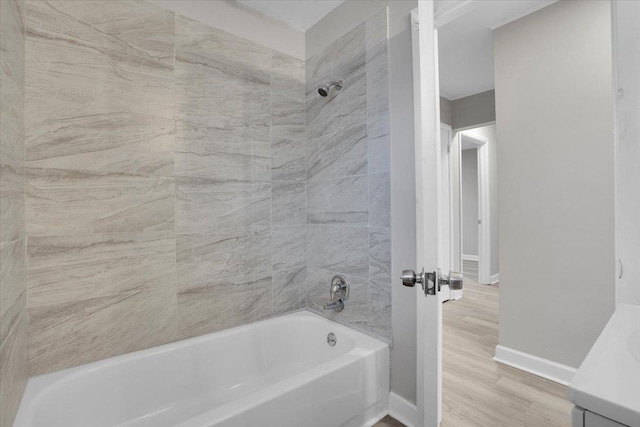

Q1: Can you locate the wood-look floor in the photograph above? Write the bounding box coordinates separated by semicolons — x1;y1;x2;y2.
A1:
375;269;573;427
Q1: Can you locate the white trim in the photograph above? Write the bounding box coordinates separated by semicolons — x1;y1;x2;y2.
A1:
462;254;478;262
493;345;577;386
389;391;417;427
490;273;500;284
460;131;491;285
453;120;496;133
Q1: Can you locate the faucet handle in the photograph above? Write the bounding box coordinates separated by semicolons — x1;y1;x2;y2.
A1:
325;275;349;312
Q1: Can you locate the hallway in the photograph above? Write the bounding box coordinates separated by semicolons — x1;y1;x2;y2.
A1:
440;278;573;426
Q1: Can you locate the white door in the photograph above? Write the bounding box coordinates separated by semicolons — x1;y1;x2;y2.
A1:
409;2;444;426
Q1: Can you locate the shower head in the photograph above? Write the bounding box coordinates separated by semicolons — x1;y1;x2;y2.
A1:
317;80;343;97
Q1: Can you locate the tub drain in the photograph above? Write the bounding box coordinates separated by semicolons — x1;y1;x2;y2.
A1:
327;332;337;346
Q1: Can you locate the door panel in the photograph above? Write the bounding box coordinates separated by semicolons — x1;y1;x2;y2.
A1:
411;2;441;426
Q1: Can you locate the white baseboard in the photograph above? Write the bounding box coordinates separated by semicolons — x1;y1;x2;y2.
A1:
493;345;577;386
490;273;500;284
462;254;479;262
388;391;417;427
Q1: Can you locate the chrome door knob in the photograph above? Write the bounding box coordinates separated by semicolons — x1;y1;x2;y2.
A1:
440;271;463;290
401;268;425;287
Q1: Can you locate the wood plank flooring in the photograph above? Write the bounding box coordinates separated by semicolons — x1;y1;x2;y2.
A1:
375;273;574;427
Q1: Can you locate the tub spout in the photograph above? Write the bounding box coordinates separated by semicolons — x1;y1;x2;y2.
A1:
324;299;345;312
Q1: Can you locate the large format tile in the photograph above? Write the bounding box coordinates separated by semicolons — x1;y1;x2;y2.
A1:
306;268;369;332
272;181;305;226
305;22;366;100
27;114;175;177
370;280;391;340
176;178;270;233
176;228;271;290
273;267;306;315
177;274;271;339
271;51;304;102
26;0;175;129
0;314;27;427
28;232;176;307
1;0;25;245
271;93;305;136
175;122;269;182
272;225;306;271
0;0;25;88
306;22;367;182
307;176;367;225
306;121;367;182
28;286;177;376
369;227;391;284
270;92;305;182
1;1;26;425
0;148;24;243
175;15;270;132
307;225;369;278
369;172;390;228
366;8;390;175
271;134;305;183
306;75;368;182
0;238;26;344
26;171;175;236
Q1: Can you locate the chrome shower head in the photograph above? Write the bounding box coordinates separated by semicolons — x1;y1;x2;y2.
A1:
317;80;343;97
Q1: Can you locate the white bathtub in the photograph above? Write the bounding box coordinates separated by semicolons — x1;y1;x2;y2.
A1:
14;311;389;427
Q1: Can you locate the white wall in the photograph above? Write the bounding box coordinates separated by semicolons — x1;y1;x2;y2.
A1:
147;0;305;59
307;0;419;404
613;0;640;306
461;148;478;257
494;0;615;368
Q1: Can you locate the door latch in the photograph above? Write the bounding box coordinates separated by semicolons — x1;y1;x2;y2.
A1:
401;268;438;295
401;269;463;296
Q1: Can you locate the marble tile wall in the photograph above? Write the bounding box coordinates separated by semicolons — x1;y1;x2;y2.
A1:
305;9;391;340
0;0;28;425
24;0;306;376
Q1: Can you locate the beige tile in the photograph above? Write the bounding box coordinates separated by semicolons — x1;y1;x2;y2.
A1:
28;286;177;376
271;51;304;102
26;171;175;236
1;0;26;244
273;267;306;315
0;238;26;344
25;0;175;130
175;14;270;132
175;178;269;234
0;147;25;243
0;314;27;427
175;121;269;182
26;114;175;177
28;232;176;307
177;274;271;340
176;229;271;291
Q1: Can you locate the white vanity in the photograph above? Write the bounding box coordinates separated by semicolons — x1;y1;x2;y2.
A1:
568;304;640;427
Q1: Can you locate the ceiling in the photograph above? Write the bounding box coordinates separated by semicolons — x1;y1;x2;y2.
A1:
237;0;345;31
438;0;557;100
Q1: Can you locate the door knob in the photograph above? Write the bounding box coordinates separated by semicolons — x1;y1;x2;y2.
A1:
401;268;425;287
440;271;463;290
